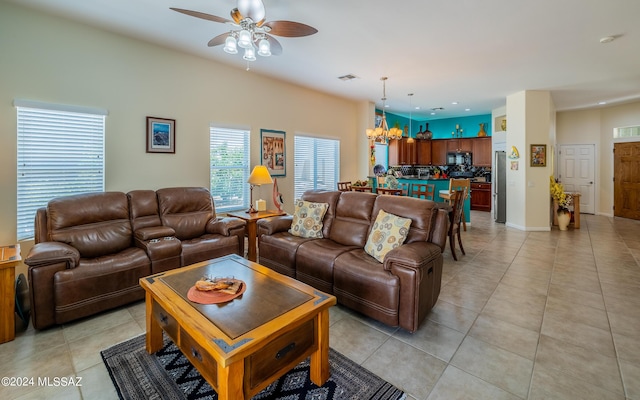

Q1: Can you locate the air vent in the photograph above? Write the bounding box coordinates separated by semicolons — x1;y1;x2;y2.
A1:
338;74;358;81
431;107;445;111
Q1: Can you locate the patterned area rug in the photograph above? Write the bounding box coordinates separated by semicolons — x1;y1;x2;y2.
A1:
101;334;405;400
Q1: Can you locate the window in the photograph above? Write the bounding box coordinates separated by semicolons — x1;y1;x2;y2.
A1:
614;125;640;138
16;100;106;241
294;135;340;199
210;126;250;212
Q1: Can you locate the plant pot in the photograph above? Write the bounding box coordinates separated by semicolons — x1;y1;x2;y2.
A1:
557;209;571;231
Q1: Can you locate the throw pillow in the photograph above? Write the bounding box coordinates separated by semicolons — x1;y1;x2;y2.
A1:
364;209;412;263
289;200;329;238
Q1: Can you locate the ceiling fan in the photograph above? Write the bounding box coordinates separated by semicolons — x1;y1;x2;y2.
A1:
171;0;318;61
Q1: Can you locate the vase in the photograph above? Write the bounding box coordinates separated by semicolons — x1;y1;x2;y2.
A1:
557;209;570;231
416;125;424;139
423;123;433;140
477;123;487;137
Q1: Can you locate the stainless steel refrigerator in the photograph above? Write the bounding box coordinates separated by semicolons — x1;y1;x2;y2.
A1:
494;151;506;223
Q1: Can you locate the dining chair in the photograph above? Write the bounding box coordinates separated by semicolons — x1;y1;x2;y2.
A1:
410;183;435;200
337;181;352;192
448;189;467;261
439;178;470;231
398;182;410;196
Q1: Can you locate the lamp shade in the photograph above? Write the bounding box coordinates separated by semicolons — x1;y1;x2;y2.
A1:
247;165;273;185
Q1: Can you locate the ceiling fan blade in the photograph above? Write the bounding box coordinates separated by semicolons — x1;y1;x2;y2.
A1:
265;35;283;55
208;33;229;47
170;8;232;24
263;21;318;37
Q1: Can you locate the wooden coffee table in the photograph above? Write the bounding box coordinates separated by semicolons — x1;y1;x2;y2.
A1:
140;254;336;400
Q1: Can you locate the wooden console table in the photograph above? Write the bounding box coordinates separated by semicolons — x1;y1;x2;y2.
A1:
227;210;286;262
552;193;581;229
1;244;21;343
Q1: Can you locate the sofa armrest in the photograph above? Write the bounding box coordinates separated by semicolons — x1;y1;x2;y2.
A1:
383;241;444;333
25;242;80;269
257;215;293;236
134;226;176;241
206;217;246;236
429;208;449;252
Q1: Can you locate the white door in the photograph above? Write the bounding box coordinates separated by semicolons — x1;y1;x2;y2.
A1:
558;144;595;214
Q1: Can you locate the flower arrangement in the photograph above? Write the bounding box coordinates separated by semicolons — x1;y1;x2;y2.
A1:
550;176;572;212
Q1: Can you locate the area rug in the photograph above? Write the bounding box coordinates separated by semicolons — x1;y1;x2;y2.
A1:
101;334;405;400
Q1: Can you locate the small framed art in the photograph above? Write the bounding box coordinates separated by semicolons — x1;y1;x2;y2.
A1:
261;129;286;176
146;117;175;153
530;144;546;167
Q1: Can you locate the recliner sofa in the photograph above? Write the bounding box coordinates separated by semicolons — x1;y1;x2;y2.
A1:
257;190;448;332
25;187;245;329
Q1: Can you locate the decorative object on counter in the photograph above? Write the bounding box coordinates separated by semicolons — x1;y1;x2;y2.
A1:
248;165;274;213
530;144;547;167
501;119;507;132
373;164;386;176
386;175;399;189
550;176;573;230
477;123;488;137
423;123;433;140
452;124;463;138
273;177;284;213
365;77;403;143
508;146;520;159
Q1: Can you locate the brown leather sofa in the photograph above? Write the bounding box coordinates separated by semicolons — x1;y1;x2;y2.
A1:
24;187;245;330
257;190;448;332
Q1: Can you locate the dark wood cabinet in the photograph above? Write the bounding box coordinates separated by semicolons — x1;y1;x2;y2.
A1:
446;138;473;153
389;138;416;166
472;137;492;166
417;140;432;165
431;140;447;166
471;182;492;212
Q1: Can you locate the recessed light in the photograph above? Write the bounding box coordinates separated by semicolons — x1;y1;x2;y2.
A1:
430;112;436;115
415;106;421;110
465;108;471;111
452;101;459;105
598;101;607;105
599;36;616;44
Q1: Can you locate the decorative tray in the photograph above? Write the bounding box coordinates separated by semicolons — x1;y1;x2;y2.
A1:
187;279;246;304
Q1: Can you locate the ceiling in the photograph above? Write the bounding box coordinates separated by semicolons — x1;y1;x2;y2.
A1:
8;0;640;120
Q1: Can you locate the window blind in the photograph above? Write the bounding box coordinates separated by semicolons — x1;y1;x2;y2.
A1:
16;106;105;241
294;135;340;199
210;126;250;212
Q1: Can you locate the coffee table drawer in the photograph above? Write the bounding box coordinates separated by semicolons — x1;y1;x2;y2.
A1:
248;318;316;390
152;301;178;341
180;327;218;388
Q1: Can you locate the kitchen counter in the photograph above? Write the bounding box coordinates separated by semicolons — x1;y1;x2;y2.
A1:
392;177;470;223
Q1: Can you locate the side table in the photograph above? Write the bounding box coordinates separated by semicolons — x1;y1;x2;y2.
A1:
227;210;286;262
1;244;21;343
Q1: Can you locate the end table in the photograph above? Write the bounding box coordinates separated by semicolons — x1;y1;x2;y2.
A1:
227;210;286;262
1;244;21;343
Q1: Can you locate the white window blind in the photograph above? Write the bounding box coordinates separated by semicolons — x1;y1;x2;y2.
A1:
16;106;106;241
210;126;250;212
294;135;340;199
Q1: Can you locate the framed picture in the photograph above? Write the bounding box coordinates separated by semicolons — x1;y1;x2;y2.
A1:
261;129;286;176
146;117;175;153
530;144;546;167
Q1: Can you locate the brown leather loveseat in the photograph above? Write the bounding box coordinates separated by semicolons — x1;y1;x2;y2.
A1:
25;187;245;329
257;190;448;332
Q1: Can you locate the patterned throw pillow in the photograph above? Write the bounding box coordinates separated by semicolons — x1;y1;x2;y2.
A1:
288;200;329;238
364;209;412;263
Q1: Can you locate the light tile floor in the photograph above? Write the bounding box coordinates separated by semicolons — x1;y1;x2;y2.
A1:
2;211;639;399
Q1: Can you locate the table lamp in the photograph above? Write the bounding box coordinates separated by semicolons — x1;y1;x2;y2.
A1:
247;165;273;213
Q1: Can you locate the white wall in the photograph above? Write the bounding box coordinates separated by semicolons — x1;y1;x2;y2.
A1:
0;2;363;275
557;101;640;216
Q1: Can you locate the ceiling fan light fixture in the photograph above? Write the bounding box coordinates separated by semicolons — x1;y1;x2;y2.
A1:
238;29;253;49
238;0;266;22
257;38;271;56
223;35;238;54
243;46;256;61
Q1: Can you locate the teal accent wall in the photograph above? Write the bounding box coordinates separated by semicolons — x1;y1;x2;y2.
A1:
378;111;492;139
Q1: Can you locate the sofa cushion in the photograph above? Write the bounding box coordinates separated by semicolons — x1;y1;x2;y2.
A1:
299;190;341;238
371;195;438;244
328;191;377;247
364;210;412;262
157;187;214;240
289;200;328;238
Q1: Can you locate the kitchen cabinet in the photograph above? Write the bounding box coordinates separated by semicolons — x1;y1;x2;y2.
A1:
431;140;447;165
472;137;492;166
389;138;416;166
417;140;432;165
471;182;491;212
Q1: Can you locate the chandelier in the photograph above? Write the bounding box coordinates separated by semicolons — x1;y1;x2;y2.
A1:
222;17;272;61
366;77;403;142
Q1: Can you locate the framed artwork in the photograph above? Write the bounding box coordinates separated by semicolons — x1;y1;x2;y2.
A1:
261;129;286;176
510;161;519;170
530;144;546;167
146;117;175;153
